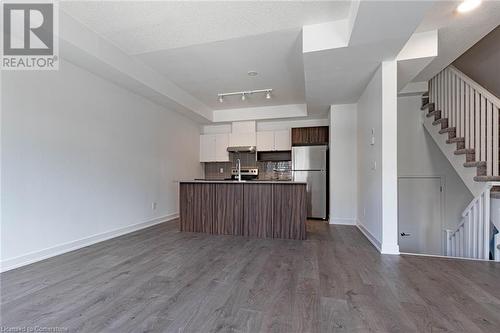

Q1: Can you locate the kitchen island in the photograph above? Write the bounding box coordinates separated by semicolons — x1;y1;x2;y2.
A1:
179;180;307;240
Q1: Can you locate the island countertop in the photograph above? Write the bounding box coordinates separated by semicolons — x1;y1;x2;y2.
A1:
180;179;307;184
179;181;307;240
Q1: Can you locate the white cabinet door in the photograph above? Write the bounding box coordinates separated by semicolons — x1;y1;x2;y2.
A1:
200;134;216;162
274;130;291;151
229;132;256;147
256;131;274;151
215;133;229;162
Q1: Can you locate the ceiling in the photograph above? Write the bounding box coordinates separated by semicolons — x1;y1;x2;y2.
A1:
303;0;433;108
413;0;500;82
60;1;500;123
61;1;351;54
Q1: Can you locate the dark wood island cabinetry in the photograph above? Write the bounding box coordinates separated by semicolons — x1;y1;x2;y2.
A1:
179;181;307;240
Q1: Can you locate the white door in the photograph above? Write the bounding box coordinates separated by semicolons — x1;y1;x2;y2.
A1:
274;130;291;151
398;177;443;255
215;134;229;161
256;131;274;151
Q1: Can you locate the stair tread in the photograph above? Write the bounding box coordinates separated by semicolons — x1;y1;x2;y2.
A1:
426;110;441;118
464;161;486;167
433;118;448;125
421;102;434;111
439;127;456;134
454;148;475;155
474;176;500;182
446;137;465;143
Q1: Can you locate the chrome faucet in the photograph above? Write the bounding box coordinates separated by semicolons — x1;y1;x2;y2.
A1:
236;158;242;182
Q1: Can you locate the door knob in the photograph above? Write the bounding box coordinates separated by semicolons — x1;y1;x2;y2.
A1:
400;232;411;237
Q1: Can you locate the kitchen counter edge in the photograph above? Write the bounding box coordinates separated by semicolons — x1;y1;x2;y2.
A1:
179;180;307;185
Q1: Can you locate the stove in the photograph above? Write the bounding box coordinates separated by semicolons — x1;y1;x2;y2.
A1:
230;167;259;181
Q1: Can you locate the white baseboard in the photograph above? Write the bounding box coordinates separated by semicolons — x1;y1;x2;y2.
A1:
0;213;179;273
381;243;400;255
399;251;491;262
356;221;382;252
329;218;356;225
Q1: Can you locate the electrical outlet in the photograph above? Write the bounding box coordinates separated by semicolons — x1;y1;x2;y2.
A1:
372;161;377;170
151;202;157;210
219;168;224;174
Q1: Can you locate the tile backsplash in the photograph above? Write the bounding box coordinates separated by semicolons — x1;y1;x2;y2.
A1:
204;152;292;180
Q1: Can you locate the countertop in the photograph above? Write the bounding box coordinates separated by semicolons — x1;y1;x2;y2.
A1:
180;179;307;185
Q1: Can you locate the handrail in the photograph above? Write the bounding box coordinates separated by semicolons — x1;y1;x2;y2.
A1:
430;65;500;178
447;182;496;260
449;65;500;108
462;182;500;217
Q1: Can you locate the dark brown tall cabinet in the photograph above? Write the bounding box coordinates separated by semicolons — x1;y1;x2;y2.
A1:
291;126;329;146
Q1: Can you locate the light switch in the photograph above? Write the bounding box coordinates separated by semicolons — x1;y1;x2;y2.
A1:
370;128;375;145
372;161;377;170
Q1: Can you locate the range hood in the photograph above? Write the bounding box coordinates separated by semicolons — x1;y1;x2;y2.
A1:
227;146;256;153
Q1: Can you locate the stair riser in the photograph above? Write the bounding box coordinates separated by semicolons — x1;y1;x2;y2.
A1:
456;141;465;150
440;119;448;129
448;131;456;140
477;164;487;176
466;152;475;163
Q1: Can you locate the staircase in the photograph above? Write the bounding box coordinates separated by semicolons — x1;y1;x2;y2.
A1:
422;65;500;261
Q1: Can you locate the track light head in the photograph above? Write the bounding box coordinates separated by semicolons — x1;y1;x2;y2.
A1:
218;95;223;103
266;91;271;100
241;93;246;101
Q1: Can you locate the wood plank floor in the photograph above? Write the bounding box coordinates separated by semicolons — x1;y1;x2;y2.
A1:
1;220;500;332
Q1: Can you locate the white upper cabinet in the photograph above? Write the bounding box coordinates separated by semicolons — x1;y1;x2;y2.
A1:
256;131;274;151
200;133;230;162
200;134;216;162
215;133;229;162
274;130;291;151
256;130;291;151
229;132;256;147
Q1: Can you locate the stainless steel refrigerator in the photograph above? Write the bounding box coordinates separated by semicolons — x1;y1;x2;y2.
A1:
292;145;328;219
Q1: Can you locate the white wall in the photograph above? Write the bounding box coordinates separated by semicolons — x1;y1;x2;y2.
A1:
398;95;473;229
357;66;383;248
329;104;357;225
1;59;203;270
357;61;399;254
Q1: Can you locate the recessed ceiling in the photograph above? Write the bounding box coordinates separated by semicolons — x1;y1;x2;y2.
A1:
137;28;305;110
61;1;351;54
304;0;433;106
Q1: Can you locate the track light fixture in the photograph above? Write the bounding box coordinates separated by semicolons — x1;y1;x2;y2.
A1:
216;89;273;103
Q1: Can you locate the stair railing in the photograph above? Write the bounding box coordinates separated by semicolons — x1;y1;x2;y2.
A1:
429;66;500;176
445;182;500;261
